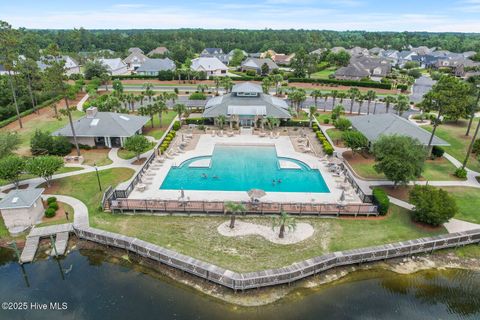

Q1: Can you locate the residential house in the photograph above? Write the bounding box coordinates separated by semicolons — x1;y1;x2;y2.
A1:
123;51;148;71
348;47;369;57
350;113;449;151
53;107;150;148
128;47;144;54
203;82;291;127
260;49;277;58
310;48;325;55
334;56;391;81
241;58;279;75
190;57;228;78
434;57;480;77
272;53;295;66
409;46;435;56
411;54;441;68
463;51;477;59
0;188;45;235
136;58;176;75
396;50;418;67
98;58;128;75
379;49;400;65
200;48;229;65
330;47;347;54
147;47;169;57
37;55;81;76
368;47;384;56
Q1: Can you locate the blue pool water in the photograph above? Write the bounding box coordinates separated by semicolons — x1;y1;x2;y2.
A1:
160;145;330;193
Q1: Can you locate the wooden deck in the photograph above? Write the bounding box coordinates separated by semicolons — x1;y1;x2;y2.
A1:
20;236;40;263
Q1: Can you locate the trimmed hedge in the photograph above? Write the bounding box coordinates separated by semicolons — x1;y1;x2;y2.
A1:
111;74;158;80
454;168;467;179
313;126;334;155
44;207;56;218
288;77;392;90
282;120;310;127
186;118;206;125
372;188;390;215
46;197;57;204
173;120;181;130
159;129;177;153
431;146;445;158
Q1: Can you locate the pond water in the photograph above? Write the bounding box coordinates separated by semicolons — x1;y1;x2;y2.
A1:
160;145;330;192
0;247;479;320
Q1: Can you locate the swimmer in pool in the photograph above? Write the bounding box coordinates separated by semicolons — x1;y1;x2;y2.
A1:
213;175;219;179
272;179;276;185
201;173;208;178
277;179;282;183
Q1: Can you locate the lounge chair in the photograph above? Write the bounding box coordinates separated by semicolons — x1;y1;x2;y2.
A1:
166;152;175;159
259;131;267;138
211;130;216;137
218;130;224;137
274;132;280;139
269;132;274;139
227;131;234;137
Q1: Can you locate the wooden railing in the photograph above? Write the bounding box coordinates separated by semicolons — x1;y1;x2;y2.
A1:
109;198;378;216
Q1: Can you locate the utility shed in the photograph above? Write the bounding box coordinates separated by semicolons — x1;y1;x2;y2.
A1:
0;188;45;236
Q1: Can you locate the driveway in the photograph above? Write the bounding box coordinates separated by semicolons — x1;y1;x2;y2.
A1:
410;76;436;103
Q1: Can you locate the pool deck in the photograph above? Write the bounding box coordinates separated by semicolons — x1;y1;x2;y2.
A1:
128;134;361;204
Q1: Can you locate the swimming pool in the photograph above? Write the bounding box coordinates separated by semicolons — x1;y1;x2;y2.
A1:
160;145;330;193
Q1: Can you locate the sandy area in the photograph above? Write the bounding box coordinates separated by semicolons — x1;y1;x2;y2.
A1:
217;220;314;244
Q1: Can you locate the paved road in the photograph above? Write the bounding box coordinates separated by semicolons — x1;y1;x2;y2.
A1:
410;76;436;103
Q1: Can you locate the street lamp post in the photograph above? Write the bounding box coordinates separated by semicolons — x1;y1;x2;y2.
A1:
94;163;102;191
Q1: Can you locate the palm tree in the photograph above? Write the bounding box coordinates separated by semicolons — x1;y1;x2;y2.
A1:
212;76;221;95
100;72;111;92
262;77;272;94
309;105;317;127
155;99;168;128
384;95;396;114
221;77;233;93
365;90;376;115
215;114;227;129
138;104;157;128
197;84;209;93
338;92;346;105
330;90;339;109
323;92;329;112
356;94;365;115
266;116;279;130
224;201;246;229
173;103;187;123
394;95;410;116
271;74;283;95
347;88;360;114
310;90;322;110
272;211;296;239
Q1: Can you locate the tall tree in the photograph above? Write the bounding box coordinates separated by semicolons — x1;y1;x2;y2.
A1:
270;74;283;95
347;87;360;114
310;90;322;109
384;95;396;114
365;90;376;115
42;44;81;156
394;95;410;116
0;21;22;128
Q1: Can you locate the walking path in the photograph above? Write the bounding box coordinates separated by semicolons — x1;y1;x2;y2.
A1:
76;93;89;112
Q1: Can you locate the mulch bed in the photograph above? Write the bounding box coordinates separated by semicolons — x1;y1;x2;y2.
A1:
132;158;147;165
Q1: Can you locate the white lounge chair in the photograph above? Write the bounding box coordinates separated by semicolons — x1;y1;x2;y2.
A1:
211;130;216;137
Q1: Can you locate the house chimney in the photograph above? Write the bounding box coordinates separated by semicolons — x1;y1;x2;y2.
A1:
86;107;98;118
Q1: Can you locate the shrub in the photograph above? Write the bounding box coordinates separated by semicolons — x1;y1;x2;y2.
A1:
246;70;257;77
323;118;330;124
46;197;57;204
472;139;480;154
44;207;56;218
186;118;206;125
334;117;352;131
323;143;334;155
79;144;92;150
48;202;59;211
282;120;309;127
372;188;389;215
431;146;445;158
288;77;392;89
173;121;181;130
397;84;408;91
454;168;467;179
409;185;458;226
31;130;72;156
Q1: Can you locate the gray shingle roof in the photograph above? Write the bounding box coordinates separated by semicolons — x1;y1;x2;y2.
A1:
53;112;150;138
136;58;175;72
0;188;44;210
241;58;279;70
231;82;263;94
350;113;449;146
203;83;291;119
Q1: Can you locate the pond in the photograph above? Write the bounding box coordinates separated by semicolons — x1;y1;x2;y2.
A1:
0;247;479;320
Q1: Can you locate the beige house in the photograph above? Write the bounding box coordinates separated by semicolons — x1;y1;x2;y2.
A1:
0;188;45;235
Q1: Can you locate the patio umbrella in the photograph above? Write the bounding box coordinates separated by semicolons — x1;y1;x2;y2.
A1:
247;189;266;200
180;188;185;199
339;190;345;202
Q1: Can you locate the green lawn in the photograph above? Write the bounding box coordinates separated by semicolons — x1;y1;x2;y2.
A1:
79;149;113;167
346;154;461;181
311;67;337;79
41;168;135;215
117;142;155;160
423;119;480;172
326;128;343;146
91;205;445;272
439;187;480;224
143;111;177;139
6;110;84;155
316;112;333;124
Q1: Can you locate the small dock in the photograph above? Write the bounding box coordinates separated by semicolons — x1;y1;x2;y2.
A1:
50;232;69;256
20;236;40;263
19;223;73;263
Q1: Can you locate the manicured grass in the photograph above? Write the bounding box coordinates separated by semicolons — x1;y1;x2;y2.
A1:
143;111;177;139
13;110;84;154
42;168;135;215
311;67;337;79
78;149;113;167
315;112;332;124
36;202;74;228
423;119;480;172
326;128;343;146
346;153;461;181
117;142;155;160
91;205;445;272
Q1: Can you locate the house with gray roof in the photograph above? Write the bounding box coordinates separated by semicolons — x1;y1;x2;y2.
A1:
0;188;45;235
136;58;176;75
147;46;169;57
128;47;144;54
123;51;148;71
98;58;128;75
37;55;81;76
200;48;229;65
203;82;291;128
0;64;7;75
191;57;228;78
53;107;150;148
349;113;449;150
241;58;279;75
334;56;391;81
